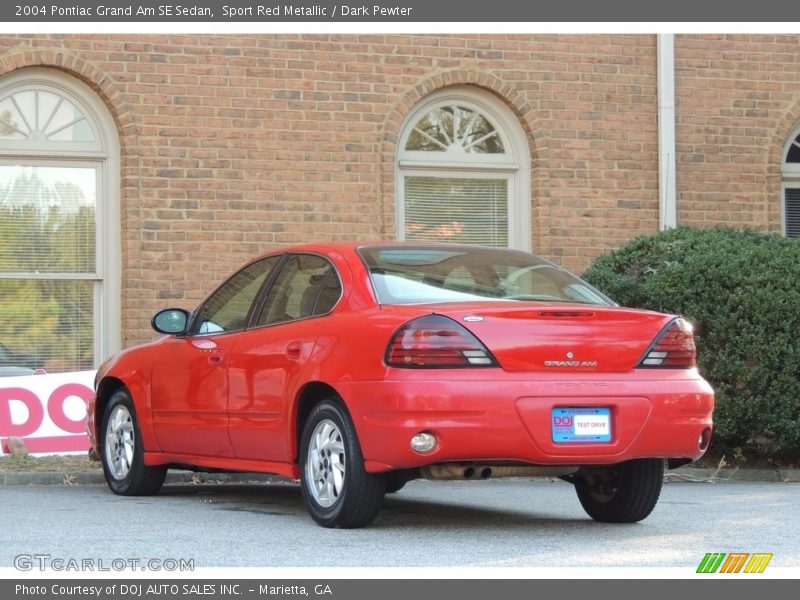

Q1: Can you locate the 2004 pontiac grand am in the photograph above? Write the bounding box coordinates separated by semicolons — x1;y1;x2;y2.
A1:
88;242;714;528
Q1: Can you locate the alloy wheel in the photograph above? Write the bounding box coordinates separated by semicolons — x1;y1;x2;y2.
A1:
105;404;135;480
305;418;346;508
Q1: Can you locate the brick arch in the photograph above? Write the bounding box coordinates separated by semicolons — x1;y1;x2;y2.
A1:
0;47;138;155
378;69;544;241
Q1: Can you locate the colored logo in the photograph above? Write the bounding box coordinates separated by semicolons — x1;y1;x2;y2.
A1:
696;552;773;573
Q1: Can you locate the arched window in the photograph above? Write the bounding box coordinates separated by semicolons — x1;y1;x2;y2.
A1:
0;69;119;373
397;87;530;250
781;126;800;238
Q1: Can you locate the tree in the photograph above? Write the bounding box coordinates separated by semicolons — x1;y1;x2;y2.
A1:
0;167;95;371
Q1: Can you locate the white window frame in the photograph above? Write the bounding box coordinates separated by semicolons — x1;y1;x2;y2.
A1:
780;124;800;237
396;87;531;251
0;68;120;366
398;168;516;249
781;182;800;238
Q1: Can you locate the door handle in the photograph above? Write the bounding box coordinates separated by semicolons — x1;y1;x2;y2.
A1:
286;341;302;360
208;349;225;365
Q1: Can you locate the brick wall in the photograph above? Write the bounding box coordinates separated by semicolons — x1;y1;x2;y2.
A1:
675;34;800;231
1;34;660;346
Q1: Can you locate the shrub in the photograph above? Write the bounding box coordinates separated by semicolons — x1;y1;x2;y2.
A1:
582;227;800;460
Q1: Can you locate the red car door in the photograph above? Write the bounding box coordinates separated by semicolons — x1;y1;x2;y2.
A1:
227;254;343;463
150;334;240;457
150;256;282;457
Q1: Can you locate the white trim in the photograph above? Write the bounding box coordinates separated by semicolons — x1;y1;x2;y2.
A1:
781;182;789;236
781;164;800;177
398;160;519;172
0;68;120;367
396;87;531;251
657;34;677;231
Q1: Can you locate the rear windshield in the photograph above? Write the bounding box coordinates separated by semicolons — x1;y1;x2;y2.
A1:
358;245;612;306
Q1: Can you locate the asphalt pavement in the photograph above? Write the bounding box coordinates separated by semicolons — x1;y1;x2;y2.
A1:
1;478;797;568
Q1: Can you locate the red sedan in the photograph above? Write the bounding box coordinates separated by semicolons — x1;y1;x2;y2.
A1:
88;243;714;528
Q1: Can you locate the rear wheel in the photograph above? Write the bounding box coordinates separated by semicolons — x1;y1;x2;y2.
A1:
300;399;385;528
574;459;664;523
101;389;166;496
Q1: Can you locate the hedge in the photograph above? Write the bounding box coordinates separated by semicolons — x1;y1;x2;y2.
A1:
582;227;800;460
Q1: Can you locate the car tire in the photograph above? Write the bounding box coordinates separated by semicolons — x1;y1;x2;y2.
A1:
300;399;385;528
574;459;664;523
100;388;166;496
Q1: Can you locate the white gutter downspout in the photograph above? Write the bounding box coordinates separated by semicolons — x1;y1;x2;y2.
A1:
657;34;677;230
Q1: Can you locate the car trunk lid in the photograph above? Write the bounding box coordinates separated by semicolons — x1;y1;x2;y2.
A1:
426;302;672;373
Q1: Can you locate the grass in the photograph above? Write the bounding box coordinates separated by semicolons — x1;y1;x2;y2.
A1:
0;454;101;473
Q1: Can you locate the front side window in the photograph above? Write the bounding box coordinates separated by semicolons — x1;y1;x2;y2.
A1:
0;69;118;373
358;245;611;306
256;255;341;327
191;257;280;335
397;88;530;250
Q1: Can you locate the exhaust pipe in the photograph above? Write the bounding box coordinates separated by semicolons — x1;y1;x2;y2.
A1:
421;464;579;480
420;464;480;480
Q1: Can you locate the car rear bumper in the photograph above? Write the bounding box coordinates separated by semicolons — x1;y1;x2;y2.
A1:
336;369;714;473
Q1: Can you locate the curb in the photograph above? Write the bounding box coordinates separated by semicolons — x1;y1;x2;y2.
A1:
666;466;800;483
0;470;289;486
1;468;798;485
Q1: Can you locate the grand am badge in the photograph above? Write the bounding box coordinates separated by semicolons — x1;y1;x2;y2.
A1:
544;351;597;368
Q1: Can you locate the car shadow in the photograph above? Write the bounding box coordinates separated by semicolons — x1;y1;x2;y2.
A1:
377;495;594;530
156;482;602;530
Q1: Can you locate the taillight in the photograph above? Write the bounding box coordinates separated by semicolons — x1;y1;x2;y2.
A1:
385;315;498;368
638;318;697;368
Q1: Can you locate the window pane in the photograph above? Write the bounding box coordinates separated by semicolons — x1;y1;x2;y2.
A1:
314;270;342;315
37;91;61;130
48;119;93;142
786;188;800;238
0;165;96;273
0;90;95;143
256;255;335;326
44;98;94;142
405;106;504;154
192;257;280;335
404;176;508;247
786;140;800;163
0;98;29;138
0;279;93;373
13;91;36;132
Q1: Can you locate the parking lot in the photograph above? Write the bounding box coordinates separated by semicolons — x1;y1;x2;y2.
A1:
2;478;798;569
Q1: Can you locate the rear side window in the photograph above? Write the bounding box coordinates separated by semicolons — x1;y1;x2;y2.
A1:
256;254;341;326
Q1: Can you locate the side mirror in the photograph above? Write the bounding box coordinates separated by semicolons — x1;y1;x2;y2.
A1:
152;308;190;335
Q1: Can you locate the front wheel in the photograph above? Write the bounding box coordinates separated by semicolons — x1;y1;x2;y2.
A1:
300;399;385;528
574;459;664;523
101;389;166;496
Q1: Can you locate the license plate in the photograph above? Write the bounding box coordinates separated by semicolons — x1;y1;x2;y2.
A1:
551;407;611;443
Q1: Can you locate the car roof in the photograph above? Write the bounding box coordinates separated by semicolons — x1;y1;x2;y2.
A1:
259;240;516;258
